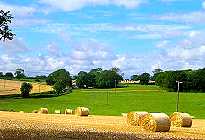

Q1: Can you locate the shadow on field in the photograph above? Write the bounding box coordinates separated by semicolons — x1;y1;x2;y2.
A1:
0;91;58;100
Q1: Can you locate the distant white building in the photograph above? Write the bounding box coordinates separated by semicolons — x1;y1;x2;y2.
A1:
120;80;155;84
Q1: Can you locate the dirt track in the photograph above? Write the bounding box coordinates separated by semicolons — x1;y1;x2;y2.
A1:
0;112;205;140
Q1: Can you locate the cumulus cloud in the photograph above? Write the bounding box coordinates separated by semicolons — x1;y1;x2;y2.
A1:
155;30;205;71
0;2;36;17
0;38;28;54
158;12;205;24
33;23;189;40
39;0;144;11
13;18;49;27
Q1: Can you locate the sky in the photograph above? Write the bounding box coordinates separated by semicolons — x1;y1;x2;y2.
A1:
0;0;205;78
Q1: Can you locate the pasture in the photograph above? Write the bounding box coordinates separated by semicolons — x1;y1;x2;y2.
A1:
0;84;205;119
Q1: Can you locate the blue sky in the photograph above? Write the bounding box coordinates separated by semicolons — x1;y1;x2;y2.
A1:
0;0;205;78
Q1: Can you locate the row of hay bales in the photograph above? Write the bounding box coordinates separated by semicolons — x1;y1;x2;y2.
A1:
127;111;192;132
31;107;89;116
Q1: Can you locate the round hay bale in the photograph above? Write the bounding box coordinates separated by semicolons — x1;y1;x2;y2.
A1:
32;110;38;113
54;110;61;114
75;107;89;116
141;113;171;132
127;111;148;126
170;112;192;127
39;108;48;114
64;109;73;115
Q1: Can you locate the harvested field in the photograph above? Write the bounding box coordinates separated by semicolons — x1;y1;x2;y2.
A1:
0;79;53;95
0;112;205;140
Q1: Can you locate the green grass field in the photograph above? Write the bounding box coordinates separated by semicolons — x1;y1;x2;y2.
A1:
1;84;205;118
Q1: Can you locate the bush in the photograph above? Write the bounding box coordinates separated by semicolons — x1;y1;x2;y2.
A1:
20;82;33;98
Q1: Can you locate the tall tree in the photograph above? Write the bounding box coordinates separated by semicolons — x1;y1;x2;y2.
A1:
139;73;150;85
152;68;163;80
95;70;123;88
15;68;25;79
130;74;140;81
46;69;72;87
46;69;72;95
5;72;14;80
76;71;89;88
0;72;3;78
0;10;15;41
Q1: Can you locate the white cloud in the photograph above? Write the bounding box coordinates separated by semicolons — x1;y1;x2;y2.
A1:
156;40;169;48
158;11;205;24
13;18;49;27
203;1;205;9
154;29;205;72
0;38;28;54
39;0;144;11
0;2;36;17
32;23;189;40
161;0;191;2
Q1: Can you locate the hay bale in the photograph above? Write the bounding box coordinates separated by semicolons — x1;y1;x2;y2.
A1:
54;110;61;114
141;113;171;132
39;108;48;114
170;112;192;127
32;110;38;113
75;107;89;116
19;111;24;113
65;109;73;115
127;111;148;126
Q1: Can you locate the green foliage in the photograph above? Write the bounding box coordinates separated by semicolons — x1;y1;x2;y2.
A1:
53;81;66;95
4;72;14;80
0;72;3;78
152;69;163;80
130;74;140;81
95;70;123;88
20;82;33;98
46;69;72;95
139;73;150;85
15;68;25;79
76;71;89;88
0;10;15;41
46;69;71;86
76;68;123;89
156;69;205;92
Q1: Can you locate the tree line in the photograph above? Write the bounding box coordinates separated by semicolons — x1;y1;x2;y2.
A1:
75;68;123;89
155;68;205;92
0;68;26;80
130;69;163;85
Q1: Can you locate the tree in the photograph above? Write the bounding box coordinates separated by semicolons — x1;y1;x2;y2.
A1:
0;72;3;78
95;70;123;88
15;68;25;79
155;69;205;92
110;67;120;73
46;69;72;94
152;68;163;80
53;81;67;95
139;73;150;85
131;74;140;81
4;72;14;80
76;71;89;88
0;10;15;41
20;82;33;98
88;68;103;87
